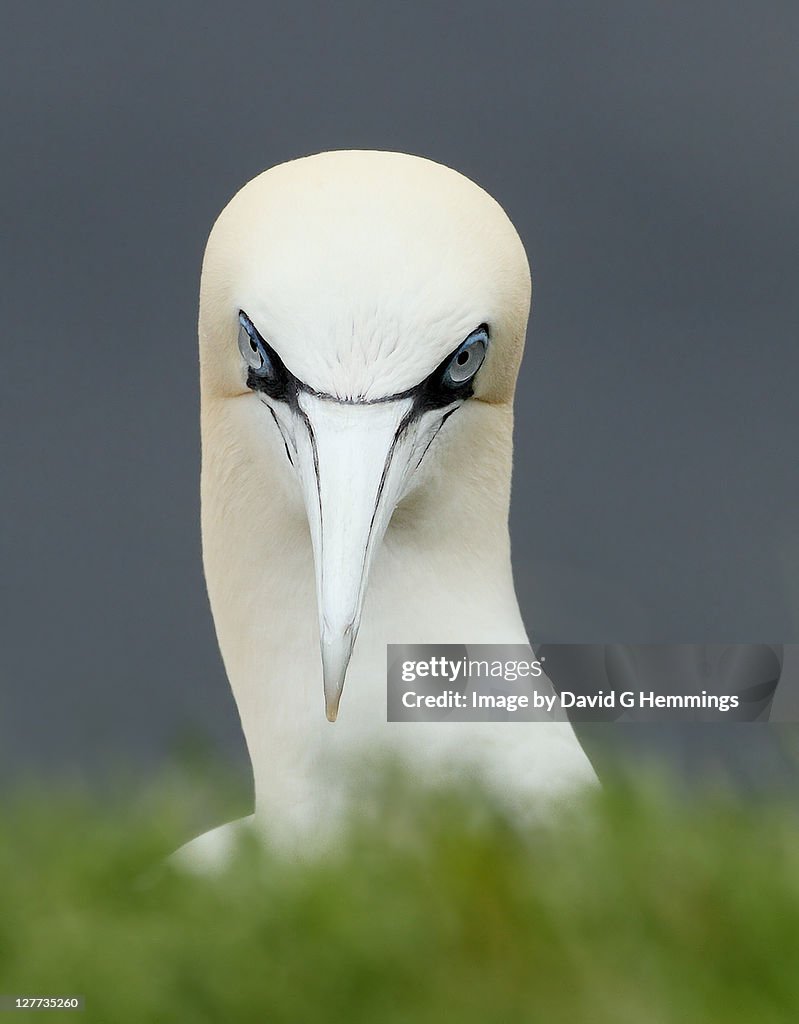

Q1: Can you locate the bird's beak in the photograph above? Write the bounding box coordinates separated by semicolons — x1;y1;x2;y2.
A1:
287;392;420;721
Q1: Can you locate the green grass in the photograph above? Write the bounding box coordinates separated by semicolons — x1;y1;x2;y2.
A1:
1;767;798;1023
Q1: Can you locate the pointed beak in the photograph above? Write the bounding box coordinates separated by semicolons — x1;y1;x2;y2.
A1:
289;393;419;721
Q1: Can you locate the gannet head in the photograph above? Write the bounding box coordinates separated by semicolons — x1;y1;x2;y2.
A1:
199;150;531;721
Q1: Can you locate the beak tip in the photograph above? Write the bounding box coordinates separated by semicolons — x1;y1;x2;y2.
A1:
324;679;344;722
321;635;352;724
323;686;343;723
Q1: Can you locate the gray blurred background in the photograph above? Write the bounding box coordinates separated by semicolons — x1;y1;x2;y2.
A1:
2;2;798;796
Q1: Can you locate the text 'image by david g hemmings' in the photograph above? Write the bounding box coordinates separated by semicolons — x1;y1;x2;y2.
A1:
387;644;787;723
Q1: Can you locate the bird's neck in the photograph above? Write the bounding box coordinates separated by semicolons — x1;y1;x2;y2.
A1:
201;398;530;829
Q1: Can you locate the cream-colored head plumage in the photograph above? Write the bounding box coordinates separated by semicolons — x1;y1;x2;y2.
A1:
199;150;532;722
200;150;530;402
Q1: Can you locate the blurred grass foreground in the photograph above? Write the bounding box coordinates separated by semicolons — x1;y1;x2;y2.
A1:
2;766;799;1024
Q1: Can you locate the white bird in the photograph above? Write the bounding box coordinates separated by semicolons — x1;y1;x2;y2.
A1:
179;150;597;866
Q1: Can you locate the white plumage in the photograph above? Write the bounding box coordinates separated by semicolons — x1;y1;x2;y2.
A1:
179;151;596;866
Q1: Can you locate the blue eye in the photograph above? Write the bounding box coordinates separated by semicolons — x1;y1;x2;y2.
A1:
238;313;276;378
442;328;488;387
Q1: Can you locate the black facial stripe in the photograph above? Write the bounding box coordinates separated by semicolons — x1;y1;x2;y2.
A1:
367;405;417;540
414;407;458;471
240;310;489;411
298;406;323;537
266;404;294;466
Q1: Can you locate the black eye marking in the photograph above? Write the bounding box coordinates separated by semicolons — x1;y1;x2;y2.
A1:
409;324;490;413
239;311;297;403
238;312;487;481
238;312;489;417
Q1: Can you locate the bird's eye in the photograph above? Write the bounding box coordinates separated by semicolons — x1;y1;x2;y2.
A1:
442;328;488;387
238;312;276;378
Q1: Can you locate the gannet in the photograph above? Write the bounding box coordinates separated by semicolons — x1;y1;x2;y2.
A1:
181;150;597;865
